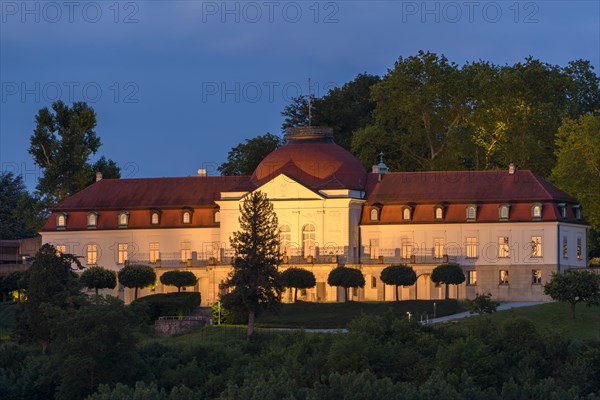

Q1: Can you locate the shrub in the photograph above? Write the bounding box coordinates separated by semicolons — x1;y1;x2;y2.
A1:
133;292;201;320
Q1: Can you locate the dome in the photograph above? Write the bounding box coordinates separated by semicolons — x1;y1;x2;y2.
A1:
251;127;367;190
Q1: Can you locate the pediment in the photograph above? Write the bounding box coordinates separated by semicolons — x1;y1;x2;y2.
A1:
254;174;323;200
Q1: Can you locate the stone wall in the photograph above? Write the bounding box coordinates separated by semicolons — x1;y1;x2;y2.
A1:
155;317;211;337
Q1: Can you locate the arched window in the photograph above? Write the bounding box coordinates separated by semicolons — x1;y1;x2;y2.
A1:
118;211;129;227
466;205;477;221
434;207;443;220
56;213;66;228
302;224;316;257
151;212;160;225
214;211;220;223
499;204;510;220
87;212;97;227
402;208;411;220
279;225;291;256
370;208;378;221
531;203;542;220
183;211;191;224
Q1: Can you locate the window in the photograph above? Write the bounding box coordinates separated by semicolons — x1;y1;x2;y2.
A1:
563;236;568;258
401;239;412;259
214;210;220;223
574;206;582;220
532;270;542;284
498;237;509;258
434;207;444;220
434;238;445;259
467;270;477;285
181;241;191;262
370;208;379;221
577;237;582;260
402;207;411;220
369;239;380;259
531;236;542;258
183;211;191;224
499;270;509;285
371;276;377;288
56;213;66;228
302;224;316;257
118;243;128;264
532;203;542;220
466;205;477;221
499;204;510;220
118;212;129;227
87;212;97;227
151;212;160;225
87;244;97;265
55;245;67;255
149;242;160;263
466;237;477;258
279;225;291;256
559;204;567;219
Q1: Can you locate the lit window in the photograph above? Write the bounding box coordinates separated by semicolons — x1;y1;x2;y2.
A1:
577;237;582;260
563;236;568;258
87;212;97;227
151;212;160;225
434;238;445;259
371;276;377;288
402;208;411;220
370;208;379;221
532;203;542;219
467;271;477;285
118;212;129;227
183;211;191;224
499;204;510;220
532;270;542;284
181;241;191;262
56;213;67;228
498;237;509;258
435;207;443;220
369;239;380;259
149;242;160;263
531;236;542;258
214;210;220;223
401;239;412;259
302;224;316;257
55;245;67;255
466;205;477;221
118;243;128;264
279;225;291;256
466;237;477;258
87;244;97;265
499;270;509;285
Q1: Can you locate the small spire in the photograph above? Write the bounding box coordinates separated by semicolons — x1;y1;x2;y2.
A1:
377;152;389;174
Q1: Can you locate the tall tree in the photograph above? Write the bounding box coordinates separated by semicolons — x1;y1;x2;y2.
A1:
218;133;283;176
0;172;39;239
544;269;600;319
380;265;417;301
29;101;120;204
222;191;283;340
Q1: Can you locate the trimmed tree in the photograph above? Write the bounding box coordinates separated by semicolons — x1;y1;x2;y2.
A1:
160;271;198;293
80;266;117;296
281;267;316;302
327;267;365;302
431;263;465;299
380;264;417;301
117;264;156;300
544;269;600;319
223;191;283;340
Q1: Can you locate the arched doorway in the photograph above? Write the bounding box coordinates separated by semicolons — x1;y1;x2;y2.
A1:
415;273;431;300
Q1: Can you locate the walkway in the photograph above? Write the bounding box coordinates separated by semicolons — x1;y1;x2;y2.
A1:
421;301;548;325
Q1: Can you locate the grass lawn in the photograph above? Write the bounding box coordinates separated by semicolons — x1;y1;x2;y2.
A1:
255;300;465;329
443;302;600;341
0;302;18;340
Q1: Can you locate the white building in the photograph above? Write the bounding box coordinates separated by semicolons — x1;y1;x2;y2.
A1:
41;127;589;304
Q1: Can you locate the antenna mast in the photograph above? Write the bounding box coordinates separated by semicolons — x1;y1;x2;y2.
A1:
307;78;312;126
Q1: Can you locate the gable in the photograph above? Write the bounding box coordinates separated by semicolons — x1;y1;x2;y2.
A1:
254;174;323;200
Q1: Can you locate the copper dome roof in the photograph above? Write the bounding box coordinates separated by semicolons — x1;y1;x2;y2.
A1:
251;127;367;190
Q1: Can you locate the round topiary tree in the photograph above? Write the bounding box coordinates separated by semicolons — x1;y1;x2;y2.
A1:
80;266;117;296
431;263;465;299
327;267;365;302
380;264;417;301
117;264;156;300
159;270;198;293
281;267;316;302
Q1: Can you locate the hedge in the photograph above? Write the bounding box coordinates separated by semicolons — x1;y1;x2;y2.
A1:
133;292;201;320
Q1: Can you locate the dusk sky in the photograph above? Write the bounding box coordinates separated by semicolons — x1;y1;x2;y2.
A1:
1;1;598;190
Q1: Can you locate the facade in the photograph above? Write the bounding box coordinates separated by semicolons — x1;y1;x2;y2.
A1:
41;127;589;305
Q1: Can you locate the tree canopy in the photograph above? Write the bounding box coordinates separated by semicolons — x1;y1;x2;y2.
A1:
327;267;365;302
431;263;465;299
223;191;283;340
280;267;316;302
218;133;283;176
159;271;197;293
380;265;417;301
117;264;156;300
80;266;117;296
0;172;39;239
544;269;600;319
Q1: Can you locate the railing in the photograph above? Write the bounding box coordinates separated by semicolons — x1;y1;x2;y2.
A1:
157;316;205;321
364;249;458;265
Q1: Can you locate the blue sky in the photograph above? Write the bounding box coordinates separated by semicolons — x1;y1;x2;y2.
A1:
1;0;598;189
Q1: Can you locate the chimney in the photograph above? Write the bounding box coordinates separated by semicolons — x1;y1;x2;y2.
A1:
197;168;207;177
95;172;103;182
508;163;516;175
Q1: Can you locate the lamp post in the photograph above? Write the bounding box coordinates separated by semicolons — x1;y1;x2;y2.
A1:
433;302;437;319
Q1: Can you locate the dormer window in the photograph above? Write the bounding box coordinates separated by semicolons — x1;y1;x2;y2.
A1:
499;204;510;221
87;212;98;228
182;209;192;224
151;211;160;225
402;206;412;221
56;213;67;229
370;208;379;221
531;203;542;220
558;203;567;219
574;205;582;221
118;211;129;227
434;205;444;221
466;204;478;221
214;210;221;223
